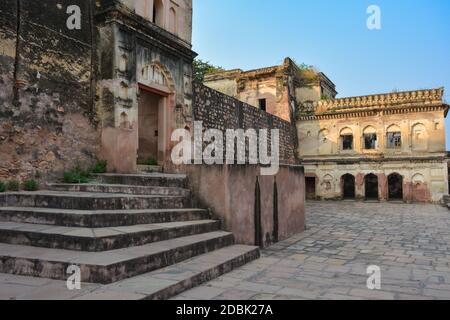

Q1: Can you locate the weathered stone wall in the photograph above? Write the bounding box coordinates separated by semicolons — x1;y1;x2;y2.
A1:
0;0;100;182
0;0;17;111
180;164;305;247
192;82;297;165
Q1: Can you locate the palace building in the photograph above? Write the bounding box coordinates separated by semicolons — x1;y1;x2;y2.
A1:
298;88;449;203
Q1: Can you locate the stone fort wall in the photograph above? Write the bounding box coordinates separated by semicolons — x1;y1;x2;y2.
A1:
0;0;99;182
192;82;298;165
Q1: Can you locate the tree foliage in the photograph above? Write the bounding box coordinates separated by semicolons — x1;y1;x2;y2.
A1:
193;58;224;82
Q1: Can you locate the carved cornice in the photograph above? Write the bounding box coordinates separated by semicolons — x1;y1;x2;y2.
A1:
205;65;285;83
301;155;448;165
299;88;447;120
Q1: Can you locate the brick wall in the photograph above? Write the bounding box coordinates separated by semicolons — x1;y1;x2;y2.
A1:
192;82;297;164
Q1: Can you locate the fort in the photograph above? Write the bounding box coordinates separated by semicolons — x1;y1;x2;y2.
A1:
0;0;448;300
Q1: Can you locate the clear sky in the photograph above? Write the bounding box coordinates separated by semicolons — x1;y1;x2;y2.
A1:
192;0;450;148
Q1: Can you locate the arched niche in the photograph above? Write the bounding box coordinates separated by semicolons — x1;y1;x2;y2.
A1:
412;123;428;151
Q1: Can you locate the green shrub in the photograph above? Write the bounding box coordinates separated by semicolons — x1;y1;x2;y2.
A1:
63;166;90;184
0;181;5;193
23;180;39;191
91;160;107;174
7;180;20;191
144;156;158;166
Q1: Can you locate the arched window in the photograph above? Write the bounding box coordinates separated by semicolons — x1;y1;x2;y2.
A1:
119;82;129;100
318;129;329;143
153;0;164;27
412;123;427;151
141;65;149;80
168;7;177;34
387;124;402;149
363;126;377;150
120;112;130;129
411;173;428;202
340;127;353;150
119;54;128;73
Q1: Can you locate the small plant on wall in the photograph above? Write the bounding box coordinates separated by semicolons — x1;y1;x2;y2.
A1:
145;156;158;166
7;180;20;192
62;160;108;184
23;180;39;191
91;160;107;174
63;166;90;184
0;181;5;193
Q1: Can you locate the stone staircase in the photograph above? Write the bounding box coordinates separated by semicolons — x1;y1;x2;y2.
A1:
0;173;259;299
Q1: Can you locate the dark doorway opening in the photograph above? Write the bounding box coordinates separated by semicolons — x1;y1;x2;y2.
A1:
365;174;379;200
342;174;355;199
305;177;316;200
138;90;163;164
388;173;403;200
258;98;267;112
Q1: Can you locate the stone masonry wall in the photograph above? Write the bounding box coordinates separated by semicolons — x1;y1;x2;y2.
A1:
0;0;100;182
192;82;297;164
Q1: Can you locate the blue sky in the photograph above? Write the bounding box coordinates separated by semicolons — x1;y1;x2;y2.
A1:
192;0;450;148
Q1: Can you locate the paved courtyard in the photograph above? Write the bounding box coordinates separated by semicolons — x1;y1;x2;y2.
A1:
173;201;450;300
1;201;450;300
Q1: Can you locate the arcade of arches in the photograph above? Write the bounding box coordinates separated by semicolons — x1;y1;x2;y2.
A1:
306;170;436;203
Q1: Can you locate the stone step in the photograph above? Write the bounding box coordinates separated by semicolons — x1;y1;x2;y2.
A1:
0;231;234;284
137;165;163;173
47;183;190;197
93;173;187;188
0;207;210;228
0;191;189;210
76;245;260;300
0;220;220;251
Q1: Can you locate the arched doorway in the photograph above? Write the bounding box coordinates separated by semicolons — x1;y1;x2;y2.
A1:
342;174;355;199
137;63;175;166
305;177;316;200
388;173;403;201
365;174;379;200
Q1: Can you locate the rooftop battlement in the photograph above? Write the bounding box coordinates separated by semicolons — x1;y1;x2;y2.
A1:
302;88;446;116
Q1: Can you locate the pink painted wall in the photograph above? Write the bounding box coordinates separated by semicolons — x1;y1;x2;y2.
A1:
174;164;306;247
100;125;138;173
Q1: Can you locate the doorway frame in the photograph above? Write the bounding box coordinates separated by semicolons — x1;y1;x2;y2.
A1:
364;173;379;200
137;82;173;166
341;174;356;200
388;173;404;201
